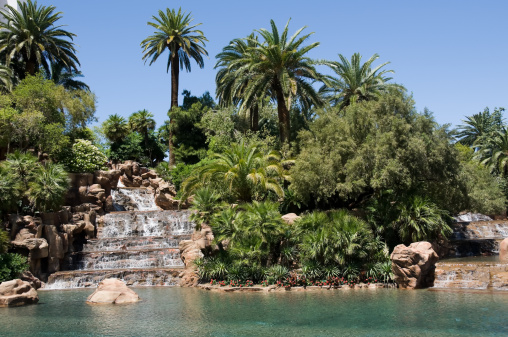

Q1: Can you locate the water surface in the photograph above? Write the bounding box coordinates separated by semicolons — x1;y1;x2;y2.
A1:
1;288;507;336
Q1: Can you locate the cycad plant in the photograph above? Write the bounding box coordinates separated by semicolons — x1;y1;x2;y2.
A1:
189;187;224;230
27;162;69;212
394;195;452;244
181;141;287;202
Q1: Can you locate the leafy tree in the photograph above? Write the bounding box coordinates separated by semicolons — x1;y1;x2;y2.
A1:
0;0;79;77
235;19;322;144
182;142;286;202
141;7;208;165
102;114;129;143
167;102;209;164
27;162;69;212
109;131;165;167
0;165;20;215
456;107;504;146
0;227;10;253
182;89;215;110
291;91;462;211
320;53;401;109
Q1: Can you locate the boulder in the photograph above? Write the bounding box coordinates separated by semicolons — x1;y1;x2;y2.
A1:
282;213;301;225
86;278;140;304
500;238;508;262
19;271;43;290
390;241;439;289
0;279;39;307
155;181;179;210
43;225;64;273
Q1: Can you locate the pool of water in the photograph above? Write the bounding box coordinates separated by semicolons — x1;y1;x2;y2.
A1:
1;288;508;336
439;256;500;264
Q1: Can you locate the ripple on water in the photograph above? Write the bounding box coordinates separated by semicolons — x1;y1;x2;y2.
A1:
1;288;508;336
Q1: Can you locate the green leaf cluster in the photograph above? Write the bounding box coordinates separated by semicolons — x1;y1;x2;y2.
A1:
62;139;107;173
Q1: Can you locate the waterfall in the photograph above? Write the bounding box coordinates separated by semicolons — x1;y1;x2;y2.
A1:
46;187;195;289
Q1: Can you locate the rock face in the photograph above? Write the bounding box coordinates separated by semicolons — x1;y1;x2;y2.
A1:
86;278;140;304
282;213;301;225
0;279;39;307
179;240;204;287
390;241;439;289
500;238;508;262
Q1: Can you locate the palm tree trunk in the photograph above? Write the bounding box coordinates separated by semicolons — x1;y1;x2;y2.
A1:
273;78;290;144
169;51;180;166
251;103;259;132
26;54;38;77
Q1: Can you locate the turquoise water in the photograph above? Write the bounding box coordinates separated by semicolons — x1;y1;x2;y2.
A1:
1;288;507;336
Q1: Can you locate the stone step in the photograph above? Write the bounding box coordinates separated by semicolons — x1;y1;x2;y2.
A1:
63;248;184;270
45;268;183;289
83;235;191;252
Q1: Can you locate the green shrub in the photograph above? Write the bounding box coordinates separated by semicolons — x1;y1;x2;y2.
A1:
0;227;10;254
0;253;28;282
63;139;107;173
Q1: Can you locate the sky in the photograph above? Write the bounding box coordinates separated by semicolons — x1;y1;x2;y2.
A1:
37;0;508;129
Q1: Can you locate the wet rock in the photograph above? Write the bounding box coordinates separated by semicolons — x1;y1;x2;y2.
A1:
86;278;140;304
20;271;43;290
0;279;39;307
390;241;439;289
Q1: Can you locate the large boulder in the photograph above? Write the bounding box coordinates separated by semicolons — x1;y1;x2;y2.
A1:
0;279;39;307
500;238;508;262
390;241;439;289
86;278;140;304
155;182;179;210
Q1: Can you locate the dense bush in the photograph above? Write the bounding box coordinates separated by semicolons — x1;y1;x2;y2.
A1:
63;139;107;173
0;253;28;282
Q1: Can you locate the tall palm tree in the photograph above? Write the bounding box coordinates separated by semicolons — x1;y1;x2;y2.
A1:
321;53;399;109
102;114;129;143
182;141;286;202
141;8;208;165
0;0;80;78
46;61;89;91
239;19;322;144
215;34;261;131
456;107;504;146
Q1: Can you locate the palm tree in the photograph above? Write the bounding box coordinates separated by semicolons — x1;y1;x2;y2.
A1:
474;127;508;176
141;7;208;165
394;195;451;244
320;53;399;109
189;187;224;230
215;34;261;131
128;110;156;138
0;0;80;78
46;62;89;91
0;64;13;91
456;107;504;146
239;19;322;144
181;141;286;202
27;162;69;212
102;114;129;143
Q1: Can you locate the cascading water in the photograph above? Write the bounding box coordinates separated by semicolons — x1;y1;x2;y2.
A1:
46;188;194;289
433;217;508;291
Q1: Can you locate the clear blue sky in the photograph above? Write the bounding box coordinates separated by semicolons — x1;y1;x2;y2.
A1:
39;0;508;129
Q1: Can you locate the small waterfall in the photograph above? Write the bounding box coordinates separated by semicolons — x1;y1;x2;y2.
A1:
111;188;159;211
46;187;195;289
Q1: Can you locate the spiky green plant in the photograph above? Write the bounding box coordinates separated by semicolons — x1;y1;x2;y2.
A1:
27;162;69;212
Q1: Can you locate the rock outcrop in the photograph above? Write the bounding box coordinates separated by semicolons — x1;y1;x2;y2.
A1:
179;240;204;287
390;241;439;289
282;213;301;225
500;238;508;262
86;278;140;304
0;279;39;307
